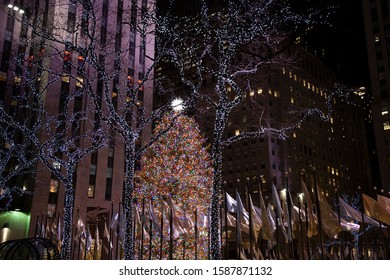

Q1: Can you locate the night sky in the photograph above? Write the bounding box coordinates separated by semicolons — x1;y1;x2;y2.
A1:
312;0;370;87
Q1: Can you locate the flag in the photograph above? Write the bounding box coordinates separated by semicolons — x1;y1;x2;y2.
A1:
225;192;250;222
259;190;275;245
197;210;209;227
164;199;186;239
340;218;360;232
363;194;380;220
104;221;112;249
236;190;245;248
167;197;194;229
57;218;62;243
338;197;379;227
86;226;93;252
272;184;290;242
118;204;125;242
76;217;86;240
300;178;318;237
377;195;390;226
249;195;262;242
109;211;119;230
148;200;162;234
226;192;237;213
317;186;341;239
222;210;249;234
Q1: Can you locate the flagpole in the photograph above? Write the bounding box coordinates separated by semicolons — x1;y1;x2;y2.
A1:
334;189;344;259
246;178;254;259
169;203;173;260
34;215;39;237
149;198;153;260
140;198;145;260
109;201;114;260
257;176;264;258
311;167;324;259
84;222;89;260
285;174;295;259
357;186;368;259
159;197;164;260
72;207;79;260
303;194;311;259
272;176;280;260
194;209;198;260
223;188;228;260
298;195;304;259
235;181;241;259
115;200;121;260
149;218;153;260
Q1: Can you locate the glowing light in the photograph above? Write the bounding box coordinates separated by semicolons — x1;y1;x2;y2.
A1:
171;98;184;112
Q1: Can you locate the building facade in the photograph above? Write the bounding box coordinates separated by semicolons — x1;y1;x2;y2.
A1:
216;46;373;204
362;0;390;194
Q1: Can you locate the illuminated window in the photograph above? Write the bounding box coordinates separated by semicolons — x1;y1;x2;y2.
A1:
289;71;292;78
290;97;295;104
76;76;83;88
268;89;272;95
274;91;279;97
249;90;254;97
381;106;389;116
257;88;263;94
383;121;390;130
235;129;240;136
61;74;70;83
88;185;95;198
292;132;296;138
50;179;59;193
282;67;286;74
330;117;334;124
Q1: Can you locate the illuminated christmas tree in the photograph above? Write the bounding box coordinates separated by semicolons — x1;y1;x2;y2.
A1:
135;112;213;259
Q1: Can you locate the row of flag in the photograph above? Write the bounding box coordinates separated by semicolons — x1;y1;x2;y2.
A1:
37;179;390;259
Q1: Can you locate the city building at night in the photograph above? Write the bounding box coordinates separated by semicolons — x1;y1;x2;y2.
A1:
0;0;155;257
362;0;390;194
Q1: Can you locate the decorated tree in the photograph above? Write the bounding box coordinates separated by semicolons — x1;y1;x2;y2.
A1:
135;112;213;259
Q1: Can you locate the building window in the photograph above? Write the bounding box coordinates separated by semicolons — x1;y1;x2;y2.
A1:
50;179;59;193
88;185;95;198
383;121;390;130
47;204;56;218
381;106;389;116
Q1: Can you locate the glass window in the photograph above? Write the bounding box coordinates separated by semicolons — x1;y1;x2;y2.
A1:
88;185;95;198
381;106;389;115
383;121;390;130
50;179;59;193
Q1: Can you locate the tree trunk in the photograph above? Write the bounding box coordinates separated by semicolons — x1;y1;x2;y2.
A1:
123;142;136;259
210;108;228;260
60;182;75;260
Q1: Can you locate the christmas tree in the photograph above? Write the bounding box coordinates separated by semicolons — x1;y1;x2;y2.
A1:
134;112;213;259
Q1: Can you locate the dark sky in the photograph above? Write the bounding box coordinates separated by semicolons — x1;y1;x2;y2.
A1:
316;0;370;87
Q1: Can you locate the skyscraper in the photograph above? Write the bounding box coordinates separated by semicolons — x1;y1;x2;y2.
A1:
362;0;390;194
